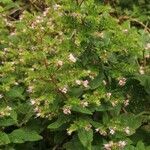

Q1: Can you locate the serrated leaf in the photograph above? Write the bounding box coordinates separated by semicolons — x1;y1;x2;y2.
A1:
78;129;93;150
9;128;42;143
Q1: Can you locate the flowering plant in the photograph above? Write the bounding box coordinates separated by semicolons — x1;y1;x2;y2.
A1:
0;0;150;149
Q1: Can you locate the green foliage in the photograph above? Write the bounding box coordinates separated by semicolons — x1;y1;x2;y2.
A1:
0;0;149;149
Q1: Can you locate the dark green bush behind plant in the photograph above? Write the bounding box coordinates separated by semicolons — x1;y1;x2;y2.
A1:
0;0;150;149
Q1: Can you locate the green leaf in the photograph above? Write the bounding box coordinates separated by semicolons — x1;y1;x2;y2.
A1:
135;75;150;94
89;74;104;90
78;129;93;150
9;128;42;143
48;116;70;129
6;87;25;100
72;106;92;115
0;132;10;145
136;141;145;150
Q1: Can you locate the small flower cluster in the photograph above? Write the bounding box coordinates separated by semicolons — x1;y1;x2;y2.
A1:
26;86;34;93
30;99;41;117
145;43;150;50
104;140;127;150
0;106;12;118
118;77;126;86
75;79;89;88
80;101;88;108
63;106;71;115
124;126;130;135
59;86;68;94
68;53;77;63
95;128;107;136
0;94;3;99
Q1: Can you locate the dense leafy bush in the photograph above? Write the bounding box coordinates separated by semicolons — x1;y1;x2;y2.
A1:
0;0;150;149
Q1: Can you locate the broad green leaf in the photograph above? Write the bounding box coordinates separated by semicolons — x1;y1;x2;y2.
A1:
0;132;10;145
72;106;92;115
48;116;70;129
9;128;42;143
136;141;145;150
78;129;93;150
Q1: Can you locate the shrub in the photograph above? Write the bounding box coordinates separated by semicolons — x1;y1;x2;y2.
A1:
0;0;150;149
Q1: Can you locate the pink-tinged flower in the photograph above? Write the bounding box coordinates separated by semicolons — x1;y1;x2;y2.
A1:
68;53;77;63
106;92;112;99
75;80;82;85
104;141;114;150
26;86;34;93
63;106;71;115
125;127;130;135
124;99;129;107
80;101;88;108
118;141;126;148
118;77;126;86
82;80;89;88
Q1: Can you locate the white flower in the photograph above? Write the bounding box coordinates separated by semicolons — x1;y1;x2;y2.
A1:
85;124;92;131
125;127;130;135
63;106;71;115
68;53;77;63
95;128;100;132
6;106;12;111
67;129;72;135
14;82;19;85
118;77;126;86
82;80;89;88
104;143;111;150
0;94;3;99
53;4;61;10
30;99;36;105
111;101;117;107
139;66;145;75
36;113;41;117
109;128;115;135
60;87;68;93
118;141;126;148
124;99;129;107
104;142;114;150
57;60;63;67
123;29;128;33
106;92;112;99
80;101;88;108
145;43;150;50
75;80;81;85
103;80;107;85
99;130;107;136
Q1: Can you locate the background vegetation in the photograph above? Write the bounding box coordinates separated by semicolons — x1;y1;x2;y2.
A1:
0;0;150;149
